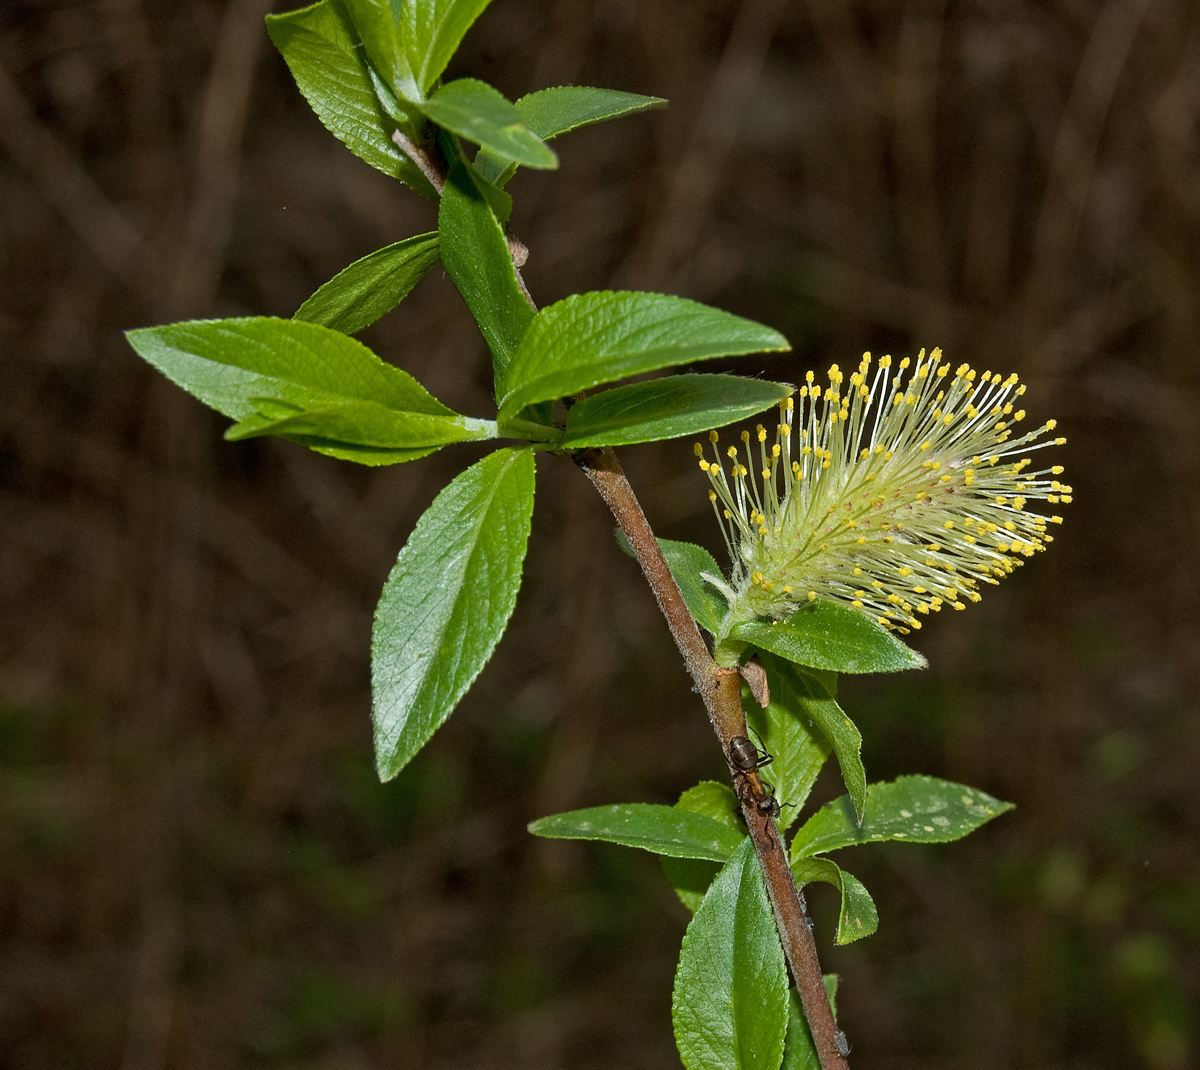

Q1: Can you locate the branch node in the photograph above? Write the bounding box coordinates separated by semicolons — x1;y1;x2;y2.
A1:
391;129;445;195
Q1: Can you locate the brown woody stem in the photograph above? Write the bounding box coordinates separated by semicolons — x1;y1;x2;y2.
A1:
391;130;445;195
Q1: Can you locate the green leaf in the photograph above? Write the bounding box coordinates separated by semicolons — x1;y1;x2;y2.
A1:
790;775;1015;858
294;232;440;335
612;532;730;636
782;993;819;1070
661;781;742;913
124;317;492;465
419;79;557;169
340;0;418;100
399;0;494;97
371;448;535;779
673;837;788;1070
528;803;744;861
781;978;839;1070
790;856;878;945
777;660;866;823
745;653;833;830
223;395;492;457
796;665;838;700
521;85;667;140
475;85;667;185
656;539;729;637
560;374;793;449
499;292;790;422
730;598;927;675
612;533;727;637
266;1;433;197
464;158;514;224
439;157;534;391
674;781;742;828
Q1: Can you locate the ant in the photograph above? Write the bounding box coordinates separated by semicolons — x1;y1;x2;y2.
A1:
728;733;773;775
728;732;782;819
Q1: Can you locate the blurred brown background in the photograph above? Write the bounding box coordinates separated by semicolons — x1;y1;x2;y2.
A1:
2;0;1198;1067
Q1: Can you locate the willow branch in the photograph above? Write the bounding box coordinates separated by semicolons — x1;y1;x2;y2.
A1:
576;450;849;1070
393;124;848;1069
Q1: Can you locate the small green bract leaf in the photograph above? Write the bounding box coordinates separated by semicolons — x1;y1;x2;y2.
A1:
439;157;534;392
781;990;821;1070
745;653;833;829
673;837;788;1070
789;856;879;945
731;598;927;674
295;232;440;335
266;1;433;196
612;533;727;638
499;291;790;421
420;79;557;169
781;979;839;1070
399;0;494;97
790;775;1015;858
802;697;864;822
655;539;728;637
661;781;742;913
371;448;535;779
528;803;744;861
673;781;743;827
124;317;492;465
560;374;793;448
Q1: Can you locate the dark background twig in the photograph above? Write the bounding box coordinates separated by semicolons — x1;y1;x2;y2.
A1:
2;1;1198;1067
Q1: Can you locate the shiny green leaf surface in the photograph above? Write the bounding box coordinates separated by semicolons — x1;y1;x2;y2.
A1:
528;803;744;861
438;158;534;390
399;0;494;95
795;679;866;822
673;837;788;1070
731;598;927;675
476;85;666;184
520;85;666;139
499;291;790;421
746;653;833;829
560;374;793;448
340;0;417;100
420;79;557;168
661;781;742;913
790;775;1014;858
266;1;433;195
656;539;729;637
790;856;879;945
372;448;535;779
125;317;491;465
223;395;489;453
294;232;440;335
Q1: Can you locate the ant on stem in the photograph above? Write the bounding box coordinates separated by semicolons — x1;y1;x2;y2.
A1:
728;732;782;820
